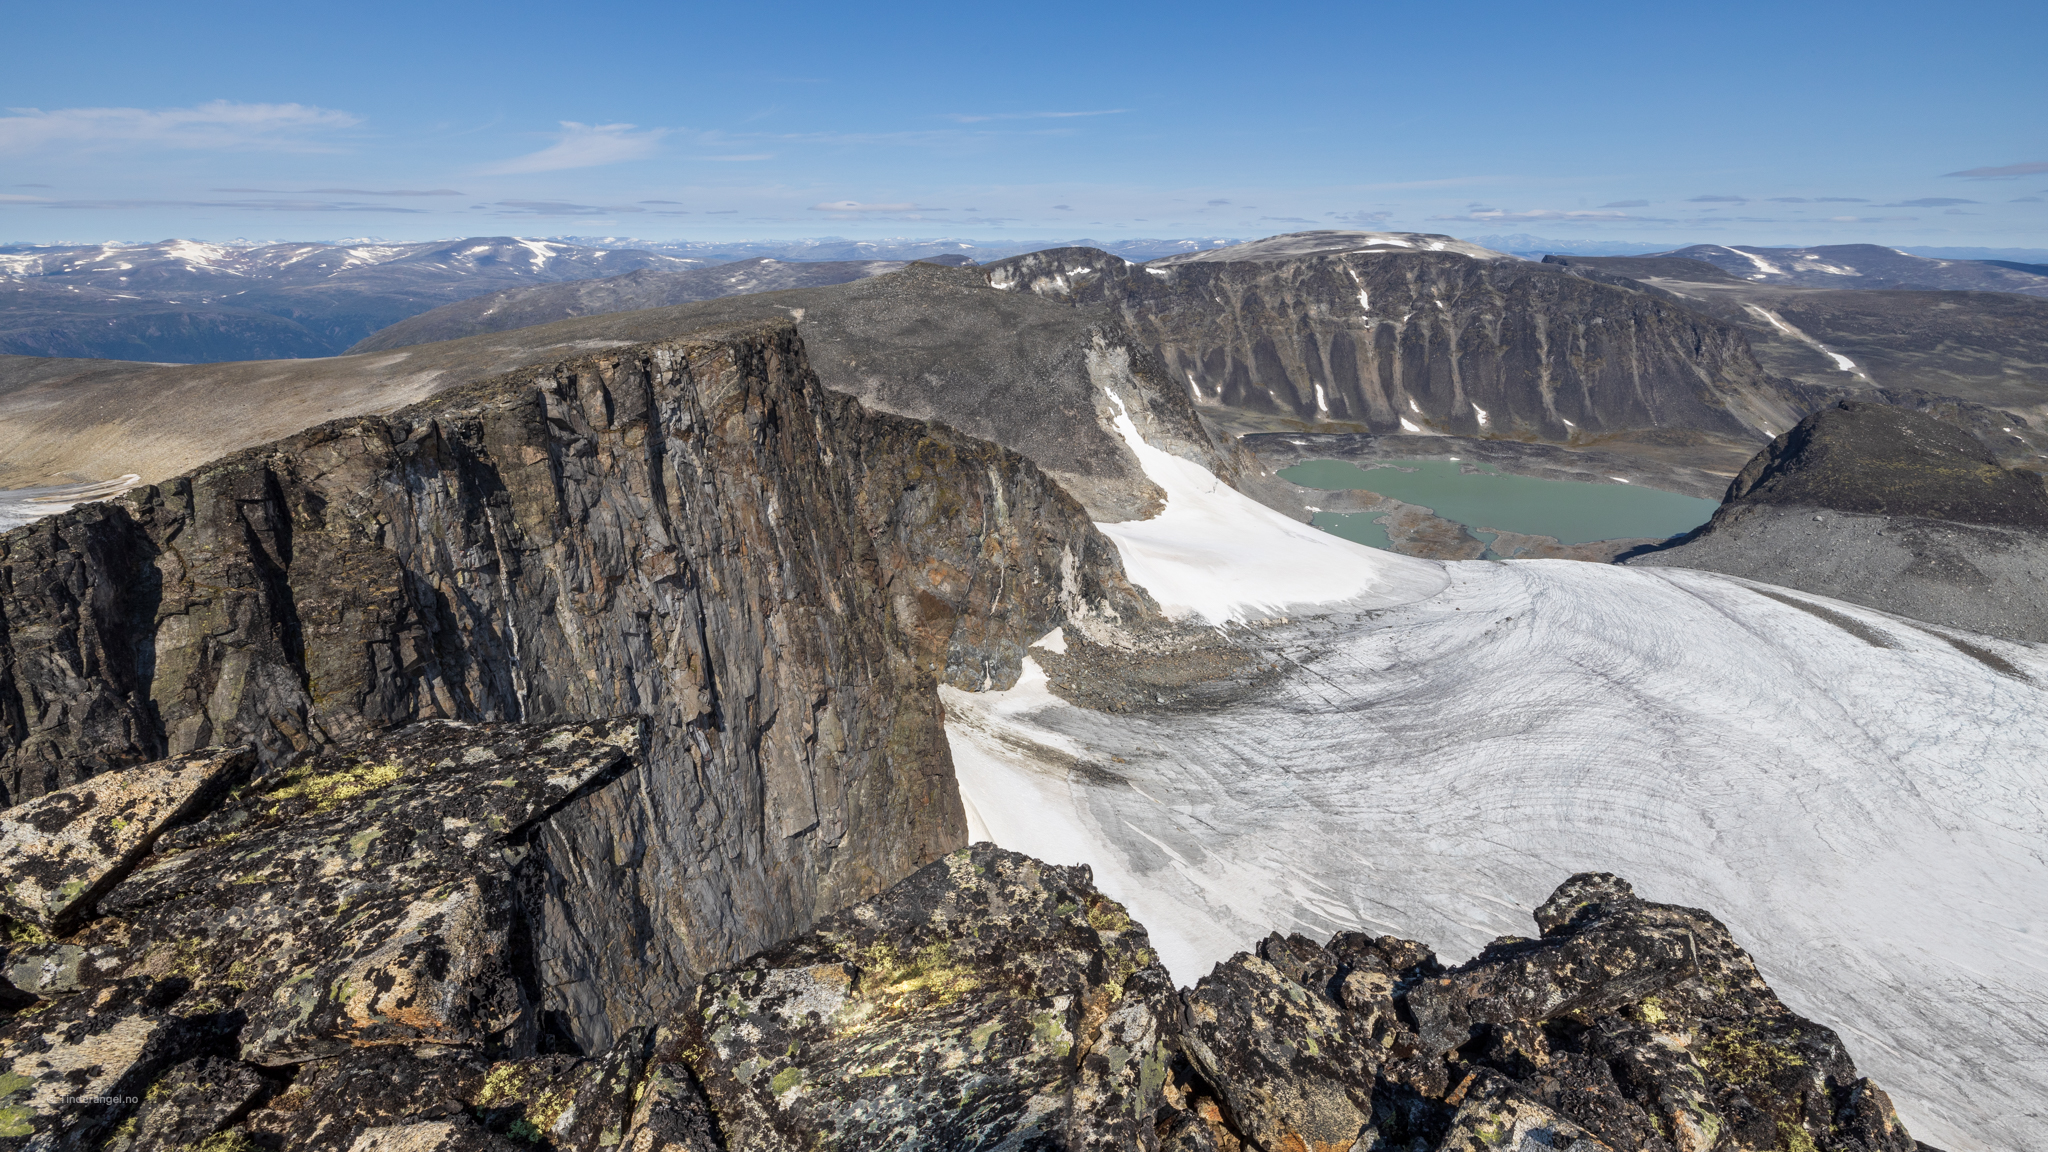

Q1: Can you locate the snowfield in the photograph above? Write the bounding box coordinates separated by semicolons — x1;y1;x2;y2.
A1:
944;390;2048;1152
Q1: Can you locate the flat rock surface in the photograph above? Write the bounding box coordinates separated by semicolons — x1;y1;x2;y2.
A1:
0;748;248;929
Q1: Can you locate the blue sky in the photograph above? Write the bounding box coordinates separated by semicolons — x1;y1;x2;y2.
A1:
5;0;2045;249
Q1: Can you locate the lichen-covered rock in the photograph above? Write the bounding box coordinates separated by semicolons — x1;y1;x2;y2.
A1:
1423;874;1924;1152
345;1119;518;1151
100;1054;272;1152
1437;1071;1612;1152
1405;873;1718;1060
0;748;249;930
619;1042;724;1152
0;995;240;1152
1178;933;1389;1152
672;843;1176;1152
97;719;638;1064
237;1046;502;1150
0;720;638;1149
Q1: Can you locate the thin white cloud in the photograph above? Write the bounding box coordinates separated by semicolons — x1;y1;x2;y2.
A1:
1943;160;2048;180
0;101;360;154
941;109;1127;123
212;187;466;196
698;153;773;162
1431;208;1649;223
809;201;923;212
482;122;668;175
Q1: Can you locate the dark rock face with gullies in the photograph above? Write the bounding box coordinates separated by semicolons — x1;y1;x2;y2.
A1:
1632;401;2048;643
981;239;1811;451
0;320;1158;1055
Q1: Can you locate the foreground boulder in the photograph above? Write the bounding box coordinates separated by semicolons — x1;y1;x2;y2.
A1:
0;719;640;1149
672;844;1176;1151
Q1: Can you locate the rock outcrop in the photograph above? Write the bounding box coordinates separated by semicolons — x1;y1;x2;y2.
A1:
15;835;1929;1151
981;233;1811;456
0;320;1157;1057
1630;400;2048;643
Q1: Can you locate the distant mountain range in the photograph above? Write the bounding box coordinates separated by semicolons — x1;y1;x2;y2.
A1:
547;235;1246;264
0;237;701;362
0;235;1247;362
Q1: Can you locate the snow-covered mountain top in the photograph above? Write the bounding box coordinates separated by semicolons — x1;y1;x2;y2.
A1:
1152;230;1516;265
0;237;697;290
1650;242;2048;294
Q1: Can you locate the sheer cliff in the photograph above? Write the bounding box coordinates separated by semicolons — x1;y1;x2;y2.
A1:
0;319;1157;1051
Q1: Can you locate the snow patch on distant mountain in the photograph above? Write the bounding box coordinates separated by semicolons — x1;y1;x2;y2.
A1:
1155;231;1514;266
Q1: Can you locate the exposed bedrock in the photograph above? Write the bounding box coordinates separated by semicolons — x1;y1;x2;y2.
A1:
0;748;1942;1150
0;320;1156;1051
1630;400;2048;643
982;237;1813;448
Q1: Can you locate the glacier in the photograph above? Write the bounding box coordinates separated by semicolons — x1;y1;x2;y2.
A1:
944;389;2048;1152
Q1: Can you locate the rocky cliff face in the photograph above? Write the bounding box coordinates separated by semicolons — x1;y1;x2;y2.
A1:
983;236;1811;453
1630;401;2048;643
0;320;1157;1053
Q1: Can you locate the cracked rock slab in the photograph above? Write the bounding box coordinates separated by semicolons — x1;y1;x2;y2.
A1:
96;719;640;1065
0;749;250;930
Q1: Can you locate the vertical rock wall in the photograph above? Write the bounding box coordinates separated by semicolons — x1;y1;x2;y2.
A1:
0;320;1154;1050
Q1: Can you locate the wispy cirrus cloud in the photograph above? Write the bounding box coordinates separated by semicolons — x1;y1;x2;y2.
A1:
492;199;647;216
482;122;668;175
1689;194;1747;203
1431;208;1657;223
1601;199;1649;208
211;187;466;196
0;101;360;154
17;197;430;213
809;201;930;212
1886;197;1977;207
1943;160;2048;180
940;109;1127;123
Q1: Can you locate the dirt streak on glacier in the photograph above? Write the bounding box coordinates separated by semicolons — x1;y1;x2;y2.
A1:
942;386;2048;1152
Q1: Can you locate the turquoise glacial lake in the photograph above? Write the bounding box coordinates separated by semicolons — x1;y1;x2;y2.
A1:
1278;458;1720;551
